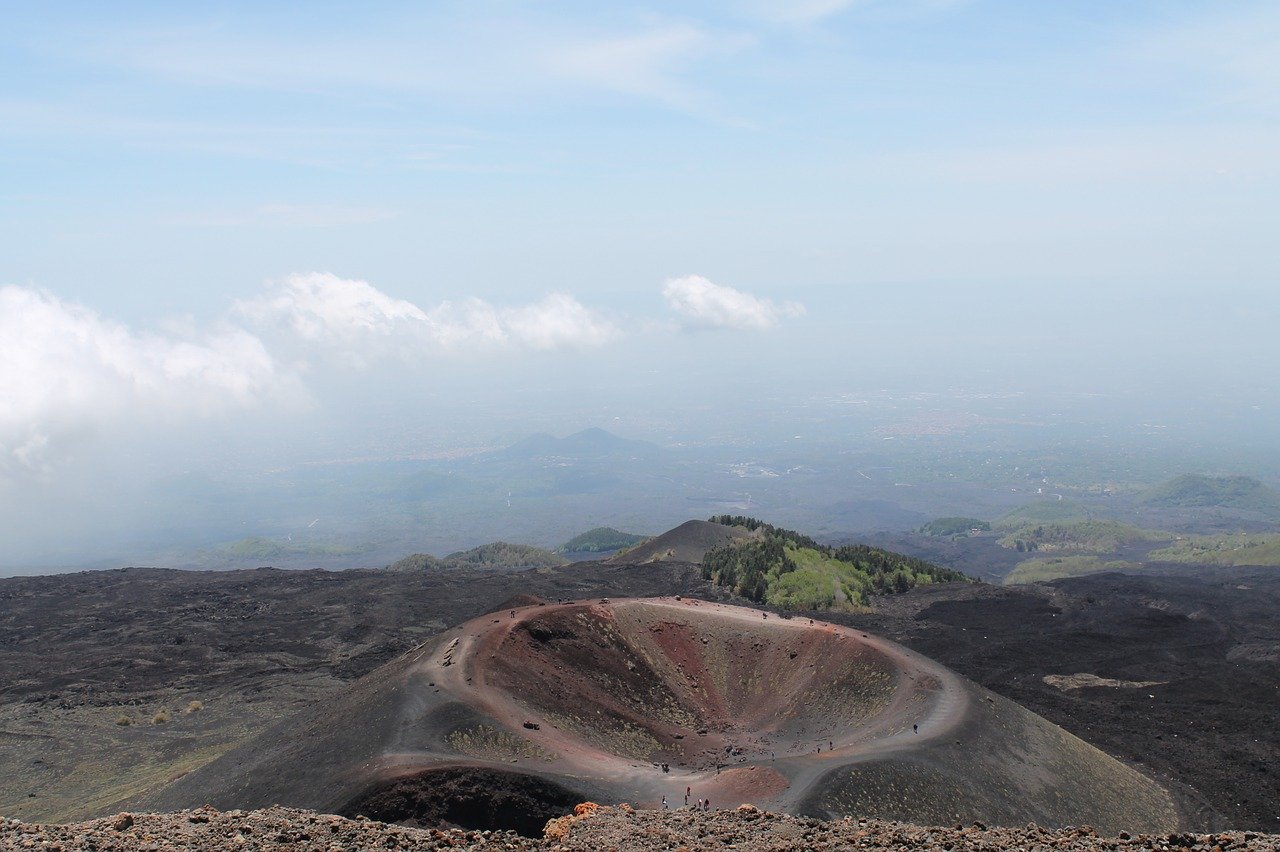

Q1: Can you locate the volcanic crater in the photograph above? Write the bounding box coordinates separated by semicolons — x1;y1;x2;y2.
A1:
134;598;1184;836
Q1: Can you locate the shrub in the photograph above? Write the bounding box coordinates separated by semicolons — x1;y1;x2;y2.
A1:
185;700;203;714
151;710;171;724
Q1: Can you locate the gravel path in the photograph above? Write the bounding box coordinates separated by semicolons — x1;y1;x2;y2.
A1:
3;804;1277;851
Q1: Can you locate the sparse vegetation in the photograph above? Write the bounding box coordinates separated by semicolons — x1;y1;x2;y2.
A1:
151;710;171;725
185;700;203;714
994;501;1092;529
1142;474;1280;513
446;725;555;761
997;520;1164;553
115;715;132;726
1004;556;1141;585
702;516;971;609
1148;533;1280;566
442;542;567;569
219;537;375;560
556;527;649;553
386;542;567;571
385;553;443;572
919;517;990;537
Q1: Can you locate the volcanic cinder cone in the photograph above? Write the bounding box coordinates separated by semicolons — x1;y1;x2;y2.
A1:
132;598;1183;835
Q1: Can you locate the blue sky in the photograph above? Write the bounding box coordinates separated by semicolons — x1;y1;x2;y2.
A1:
2;1;1279;482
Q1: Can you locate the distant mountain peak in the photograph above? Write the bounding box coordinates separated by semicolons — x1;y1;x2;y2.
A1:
497;427;660;459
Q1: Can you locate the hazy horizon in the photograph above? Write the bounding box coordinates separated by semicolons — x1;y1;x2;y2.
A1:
3;2;1279;572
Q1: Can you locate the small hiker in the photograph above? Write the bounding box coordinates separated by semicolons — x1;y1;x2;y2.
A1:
661;796;668;810
913;723;918;733
704;798;710;811
685;786;690;805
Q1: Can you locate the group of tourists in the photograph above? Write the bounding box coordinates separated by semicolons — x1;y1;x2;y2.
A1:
660;787;711;812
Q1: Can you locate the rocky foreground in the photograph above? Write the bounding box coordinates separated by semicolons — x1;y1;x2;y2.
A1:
2;805;1278;851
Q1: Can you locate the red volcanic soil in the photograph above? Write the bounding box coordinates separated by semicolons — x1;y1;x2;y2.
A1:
469;600;943;784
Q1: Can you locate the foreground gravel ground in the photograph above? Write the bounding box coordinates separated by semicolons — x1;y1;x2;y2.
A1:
2;804;1278;851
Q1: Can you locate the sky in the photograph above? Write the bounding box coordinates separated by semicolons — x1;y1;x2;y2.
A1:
2;1;1279;508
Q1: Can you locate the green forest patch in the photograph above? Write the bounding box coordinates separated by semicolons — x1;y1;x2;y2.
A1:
994;501;1093;529
700;516;970;610
997;520;1165;554
557;527;650;553
387;541;568;571
1142;474;1280;513
919;517;991;537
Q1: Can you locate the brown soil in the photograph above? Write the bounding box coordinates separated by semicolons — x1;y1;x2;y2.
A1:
3;805;1278;852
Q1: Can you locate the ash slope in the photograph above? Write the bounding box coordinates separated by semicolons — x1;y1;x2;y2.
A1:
606;520;751;564
134;598;1180;836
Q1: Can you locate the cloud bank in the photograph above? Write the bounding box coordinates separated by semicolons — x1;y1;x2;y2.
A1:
236;273;619;358
2;272;792;476
663;274;805;330
0;286;288;476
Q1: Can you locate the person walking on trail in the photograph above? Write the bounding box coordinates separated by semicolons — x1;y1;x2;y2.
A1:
704;798;710;811
913;723;918;733
685;786;690;806
661;796;668;810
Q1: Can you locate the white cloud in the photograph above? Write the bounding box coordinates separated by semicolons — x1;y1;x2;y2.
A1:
235;272;431;347
501;293;620;350
0;285;290;475
662;275;804;330
237;273;619;357
0;274;622;478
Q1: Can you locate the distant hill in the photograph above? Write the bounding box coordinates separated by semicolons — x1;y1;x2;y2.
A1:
994;500;1092;529
919;517;990;537
1148;532;1280;567
997;520;1164;554
219;537;374;560
385;553;443;572
1142;474;1280;513
387;542;567;572
700;516;971;610
557;527;649;553
496;427;661;461
606;519;751;565
443;542;567;568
